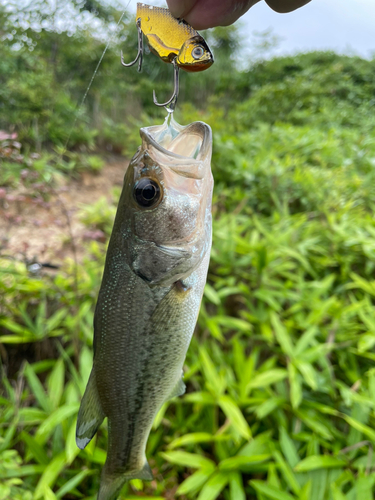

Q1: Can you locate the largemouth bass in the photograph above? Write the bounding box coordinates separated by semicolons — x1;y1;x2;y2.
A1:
76;115;213;500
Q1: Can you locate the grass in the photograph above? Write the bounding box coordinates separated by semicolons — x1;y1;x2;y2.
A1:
2;47;375;500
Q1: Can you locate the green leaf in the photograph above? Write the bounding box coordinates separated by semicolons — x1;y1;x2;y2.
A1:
19;432;48;465
200;348;225;395
294;326;318;357
299;481;312;500
288;363;302;409
273;451;301;495
160;451;215;470
169;433;215;449
271;312;294;357
197;472;229;500
229;472;245;500
247;369;288;390
65;421;80;465
251;480;296;500
204;284;221;305
295;410;333;440
184;392;217;404
153;402;169;430
294;455;346;472
2;464;45;479
0;335;35;343
47;359;65;409
85;447;106;464
255;397;285;419
24;363;52;413
267;463;281;489
43;486;58;500
217;316;252;333
218;395;251;439
46;308;67;335
295;360;317;390
55;469;93;498
177;469;213;496
206;318;224;342
355;473;374;500
342;415;375;441
0;318;31;336
35;403;79;444
279;428;300;468
18;408;47;425
219;454;271;471
33;451;67;499
331;484;347;500
121;497;164;500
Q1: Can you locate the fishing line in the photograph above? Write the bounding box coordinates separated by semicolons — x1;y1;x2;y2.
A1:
54;2;131;303
63;1;131;152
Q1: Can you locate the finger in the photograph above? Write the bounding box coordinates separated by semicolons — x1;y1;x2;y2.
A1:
183;0;260;30
265;0;311;13
166;0;199;19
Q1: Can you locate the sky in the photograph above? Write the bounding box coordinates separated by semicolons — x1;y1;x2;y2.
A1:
122;0;375;60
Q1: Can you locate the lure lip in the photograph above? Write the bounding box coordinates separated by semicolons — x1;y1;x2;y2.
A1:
178;58;214;72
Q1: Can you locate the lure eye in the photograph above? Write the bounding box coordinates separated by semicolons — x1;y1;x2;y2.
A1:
134;178;162;208
192;46;204;59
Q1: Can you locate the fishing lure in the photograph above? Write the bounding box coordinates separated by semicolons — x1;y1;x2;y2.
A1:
122;3;214;109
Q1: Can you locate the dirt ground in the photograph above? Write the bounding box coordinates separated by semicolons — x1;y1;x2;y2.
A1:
0;158;127;266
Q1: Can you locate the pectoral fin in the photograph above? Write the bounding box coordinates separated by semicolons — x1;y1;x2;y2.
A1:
76;368;105;450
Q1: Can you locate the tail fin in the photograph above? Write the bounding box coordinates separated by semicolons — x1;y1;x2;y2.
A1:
76;368;105;449
97;462;153;500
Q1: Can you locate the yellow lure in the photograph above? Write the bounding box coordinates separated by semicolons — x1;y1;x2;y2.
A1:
136;3;214;72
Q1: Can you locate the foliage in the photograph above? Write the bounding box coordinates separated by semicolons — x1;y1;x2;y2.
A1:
2;1;375;499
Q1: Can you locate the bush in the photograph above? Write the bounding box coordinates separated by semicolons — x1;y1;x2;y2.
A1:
2;4;375;498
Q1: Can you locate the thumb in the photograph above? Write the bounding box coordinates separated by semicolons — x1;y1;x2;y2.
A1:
166;0;260;30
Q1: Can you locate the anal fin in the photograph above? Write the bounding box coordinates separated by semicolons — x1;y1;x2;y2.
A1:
127;461;154;481
168;376;186;400
76;368;105;450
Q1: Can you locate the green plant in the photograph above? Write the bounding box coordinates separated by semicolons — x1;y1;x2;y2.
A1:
2;6;375;497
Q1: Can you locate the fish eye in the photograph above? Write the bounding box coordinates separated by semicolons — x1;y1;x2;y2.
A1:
134;178;162;208
192;46;204;59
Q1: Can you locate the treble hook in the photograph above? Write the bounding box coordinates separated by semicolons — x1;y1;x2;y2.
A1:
153;58;180;111
121;18;143;72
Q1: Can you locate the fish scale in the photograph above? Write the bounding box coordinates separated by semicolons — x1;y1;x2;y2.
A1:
76;116;213;500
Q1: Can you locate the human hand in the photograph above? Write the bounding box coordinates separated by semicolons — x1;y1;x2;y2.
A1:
166;0;311;30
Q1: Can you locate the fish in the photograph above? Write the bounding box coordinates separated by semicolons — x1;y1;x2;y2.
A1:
76;115;213;500
136;3;214;71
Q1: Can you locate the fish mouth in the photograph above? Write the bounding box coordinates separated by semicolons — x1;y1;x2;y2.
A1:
139;116;212;179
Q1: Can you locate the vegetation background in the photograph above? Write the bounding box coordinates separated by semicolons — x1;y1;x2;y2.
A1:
1;1;375;499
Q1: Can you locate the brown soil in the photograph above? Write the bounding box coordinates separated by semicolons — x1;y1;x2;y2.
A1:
0;158;127;266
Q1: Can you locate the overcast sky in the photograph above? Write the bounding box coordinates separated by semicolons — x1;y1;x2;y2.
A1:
122;0;375;60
